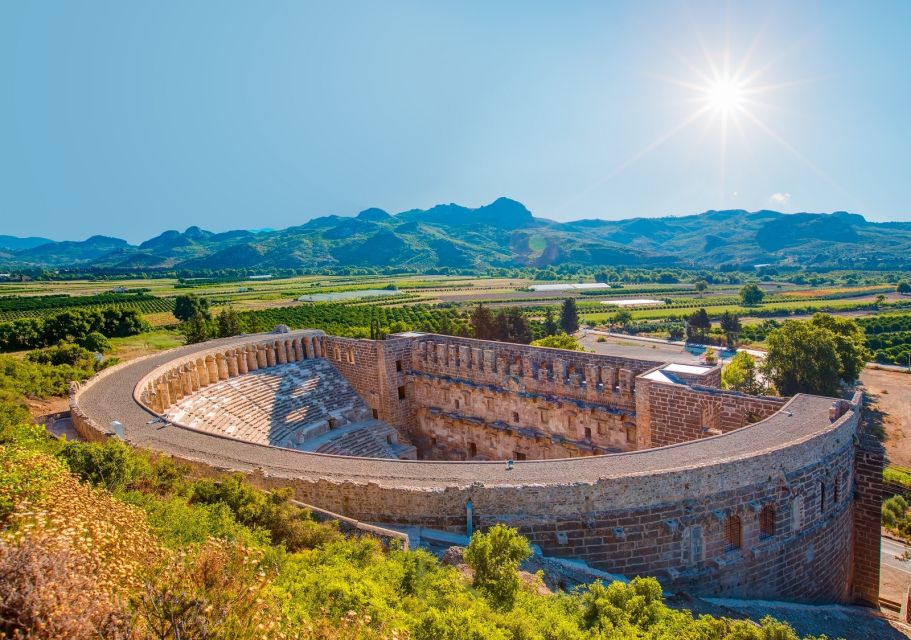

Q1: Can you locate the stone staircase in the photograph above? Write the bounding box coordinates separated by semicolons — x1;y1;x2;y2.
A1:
163;358;414;458
307;419;416;459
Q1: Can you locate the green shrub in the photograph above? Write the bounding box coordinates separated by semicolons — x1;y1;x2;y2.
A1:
59;439;151;492
77;331;112;353
883;494;909;531
190;473;340;551
464;524;531;609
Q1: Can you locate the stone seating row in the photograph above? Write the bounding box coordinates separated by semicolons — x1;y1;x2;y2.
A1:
162;359;371;450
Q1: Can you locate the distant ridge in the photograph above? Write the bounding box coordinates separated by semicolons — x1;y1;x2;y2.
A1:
2;199;909;270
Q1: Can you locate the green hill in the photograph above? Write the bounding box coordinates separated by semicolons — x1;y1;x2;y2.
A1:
4;199;911;271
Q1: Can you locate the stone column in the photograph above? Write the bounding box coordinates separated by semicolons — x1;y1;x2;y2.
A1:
522;356;534;381
181;369;193;396
313;337;322;358
214;353;227;380
196;358;209;387
276;341;287;365
458;345;470;370
603;366;617;392
206;355;218;383
246;345;258;371
619;368;634;395
157;381;171;411
149;390;162;413
187;362;199;392
227;350;239;377
553;358;567;383
237;348;248;374
257;345;267;369
168;375;182;402
266;345;277;368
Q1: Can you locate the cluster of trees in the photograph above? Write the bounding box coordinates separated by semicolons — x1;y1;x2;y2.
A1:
469;299;579;346
470;305;533;344
174;295;244;344
0;308;148;352
722;313;869;396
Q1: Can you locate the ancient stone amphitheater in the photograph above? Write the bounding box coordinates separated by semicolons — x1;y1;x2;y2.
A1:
71;329;883;604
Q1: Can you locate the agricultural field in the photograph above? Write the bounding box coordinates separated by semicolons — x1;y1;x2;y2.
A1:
2;272;910;361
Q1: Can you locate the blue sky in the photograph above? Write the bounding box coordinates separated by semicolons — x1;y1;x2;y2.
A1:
1;0;909;242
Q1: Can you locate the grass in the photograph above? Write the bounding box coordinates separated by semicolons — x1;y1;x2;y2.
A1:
109;330;184;360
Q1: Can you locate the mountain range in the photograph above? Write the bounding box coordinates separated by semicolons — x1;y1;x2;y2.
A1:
3;198;910;271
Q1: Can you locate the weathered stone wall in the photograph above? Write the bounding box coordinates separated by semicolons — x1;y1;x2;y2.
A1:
410;334;664;411
244;398;862;602
322;335;417;442
853;422;884;605
70;331;880;604
402;334;660;459
637;376;787;447
410;376;634;459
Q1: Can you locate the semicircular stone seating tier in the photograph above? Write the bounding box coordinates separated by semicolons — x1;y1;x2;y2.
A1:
138;331;415;459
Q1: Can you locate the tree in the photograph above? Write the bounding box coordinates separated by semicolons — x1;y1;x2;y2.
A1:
898;281;911;295
174;294;210;322
181;312;210;344
762;321;843;396
559;298;579;334
668;324;685;341
530;333;585;351
719;311;741;348
464;524;531;609
77;331;112;353
611;309;633;329
694;280;708;296
495;307;532;344
808;313;869;383
739;283;765;306
704;347;717;365
216;307;242;338
722;351;764;394
542;308;558;336
686;308;711;343
470;304;497;341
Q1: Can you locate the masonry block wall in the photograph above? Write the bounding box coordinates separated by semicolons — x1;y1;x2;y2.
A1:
322;335;418;443
404;334;660;459
637;377;787;447
253;400;861;603
853;419;884;605
105;332;883;603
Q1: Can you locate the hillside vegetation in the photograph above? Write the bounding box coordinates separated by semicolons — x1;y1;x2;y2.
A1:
0;358;828;639
3;198;910;271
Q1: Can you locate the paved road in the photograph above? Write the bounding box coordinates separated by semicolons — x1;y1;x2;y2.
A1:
883;538;911;577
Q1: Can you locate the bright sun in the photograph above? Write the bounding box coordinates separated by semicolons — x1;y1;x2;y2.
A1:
706;79;745;113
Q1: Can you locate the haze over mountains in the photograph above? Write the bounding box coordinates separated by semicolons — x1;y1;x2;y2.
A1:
2;198;909;271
